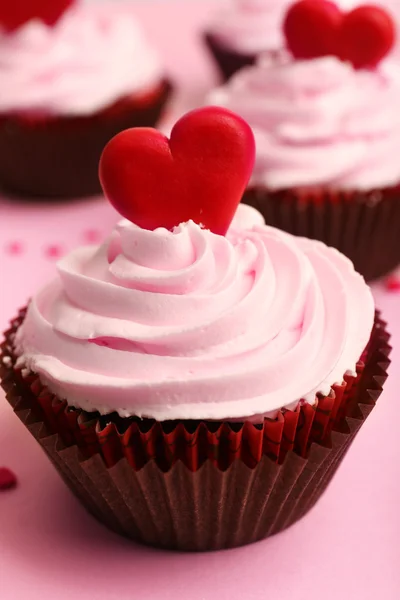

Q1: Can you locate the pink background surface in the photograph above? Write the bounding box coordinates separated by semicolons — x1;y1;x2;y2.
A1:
0;3;399;599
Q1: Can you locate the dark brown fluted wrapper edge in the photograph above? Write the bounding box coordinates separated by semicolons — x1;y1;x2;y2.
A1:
0;80;172;199
203;33;256;81
243;187;400;282
0;315;391;551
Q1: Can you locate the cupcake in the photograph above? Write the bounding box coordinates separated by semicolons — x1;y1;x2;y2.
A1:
0;0;171;198
204;0;361;81
208;1;400;281
0;107;390;551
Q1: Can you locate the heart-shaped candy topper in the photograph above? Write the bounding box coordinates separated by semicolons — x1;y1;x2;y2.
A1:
0;0;75;32
283;0;342;59
283;1;395;69
99;107;256;236
338;5;396;68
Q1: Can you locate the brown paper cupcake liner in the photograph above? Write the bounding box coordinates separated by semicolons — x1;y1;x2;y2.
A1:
243;186;400;281
0;79;172;199
1;310;364;471
0;311;390;550
204;33;256;81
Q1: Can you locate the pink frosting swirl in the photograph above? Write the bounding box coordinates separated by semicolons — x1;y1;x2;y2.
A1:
15;207;374;421
208;55;400;190
0;5;163;116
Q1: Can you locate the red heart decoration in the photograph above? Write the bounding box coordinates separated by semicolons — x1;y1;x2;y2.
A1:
338;6;396;69
283;1;395;69
283;0;342;60
0;0;75;32
99;107;255;236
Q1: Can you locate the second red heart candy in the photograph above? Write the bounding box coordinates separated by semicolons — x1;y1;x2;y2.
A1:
338;6;396;68
283;0;395;69
0;0;75;32
283;0;342;60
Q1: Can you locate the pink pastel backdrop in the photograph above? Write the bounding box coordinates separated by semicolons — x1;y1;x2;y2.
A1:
0;3;399;599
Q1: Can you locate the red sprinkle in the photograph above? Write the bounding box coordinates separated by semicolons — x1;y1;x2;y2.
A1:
385;276;400;292
4;241;24;256
45;244;63;259
0;467;17;491
83;229;102;243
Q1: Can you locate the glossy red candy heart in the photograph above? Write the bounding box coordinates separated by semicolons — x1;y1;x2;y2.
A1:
99;107;256;236
283;1;395;69
284;0;342;60
0;0;75;32
339;6;396;68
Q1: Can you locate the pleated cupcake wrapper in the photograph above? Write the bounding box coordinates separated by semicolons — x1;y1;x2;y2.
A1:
1;310;367;472
0;80;172;199
0;311;391;551
203;33;257;81
243;186;400;282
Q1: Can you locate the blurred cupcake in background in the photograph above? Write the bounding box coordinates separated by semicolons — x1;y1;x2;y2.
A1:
0;0;172;199
208;1;400;281
204;0;400;81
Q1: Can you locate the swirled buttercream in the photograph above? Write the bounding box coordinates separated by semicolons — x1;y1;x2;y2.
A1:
208;54;400;190
0;5;163;115
15;207;374;421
